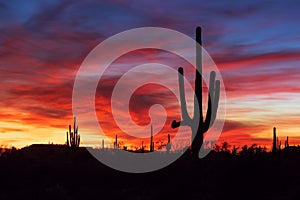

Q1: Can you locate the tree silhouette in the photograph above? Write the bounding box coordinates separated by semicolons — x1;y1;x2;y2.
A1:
221;142;231;153
232;145;239;155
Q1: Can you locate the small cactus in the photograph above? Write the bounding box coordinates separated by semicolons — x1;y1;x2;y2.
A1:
66;116;80;149
141;141;145;153
102;139;105;149
166;134;171;153
272;127;277;153
150;125;154;152
114;134;118;149
284;136;289;148
278;138;281;151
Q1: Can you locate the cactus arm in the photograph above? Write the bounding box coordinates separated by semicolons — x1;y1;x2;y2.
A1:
171;67;192;129
204;71;216;131
68;125;72;147
73;117;76;135
78;135;80;147
76;134;80;147
66;131;69;146
211;80;220;123
69;125;72;137
73;133;75;146
171;119;190;128
171;120;180;128
70;132;73;146
178;67;192;123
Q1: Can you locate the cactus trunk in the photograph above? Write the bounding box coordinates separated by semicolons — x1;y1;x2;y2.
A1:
115;134;118;149
66;131;69;146
272;127;276;153
166;133;171;153
150;125;154;152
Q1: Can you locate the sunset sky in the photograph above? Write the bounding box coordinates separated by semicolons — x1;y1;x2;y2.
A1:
1;1;300;150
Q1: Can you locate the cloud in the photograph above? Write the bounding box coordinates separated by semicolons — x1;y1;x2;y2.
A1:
215;51;300;70
1;0;300;149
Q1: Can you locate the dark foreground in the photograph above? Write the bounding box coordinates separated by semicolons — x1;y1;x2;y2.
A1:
1;145;300;200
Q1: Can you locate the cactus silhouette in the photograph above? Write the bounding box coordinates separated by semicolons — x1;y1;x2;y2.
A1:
66;116;80;149
272;127;276;153
284;136;289;148
278;137;281;151
272;127;283;153
171;26;220;159
150;125;154;152
166;133;171;153
114;134;118;149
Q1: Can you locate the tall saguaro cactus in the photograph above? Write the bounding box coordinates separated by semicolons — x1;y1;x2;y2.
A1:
171;27;220;159
66;116;80;149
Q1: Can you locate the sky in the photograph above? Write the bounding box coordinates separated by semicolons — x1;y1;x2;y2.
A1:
1;0;300;150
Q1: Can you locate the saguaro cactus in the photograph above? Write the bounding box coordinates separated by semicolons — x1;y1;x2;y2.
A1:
66;116;80;149
166;134;171;153
114;134;118;149
277;137;281;151
272;127;277;153
66;132;69;147
171;26;220;159
284;136;289;149
150;125;154;152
